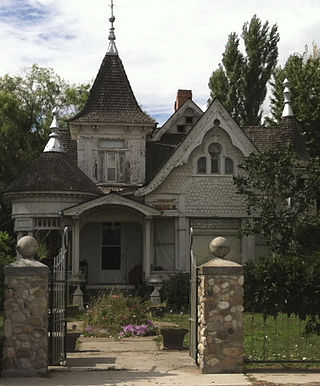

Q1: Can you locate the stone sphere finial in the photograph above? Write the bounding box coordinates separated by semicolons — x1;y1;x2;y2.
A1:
16;236;38;259
209;237;230;259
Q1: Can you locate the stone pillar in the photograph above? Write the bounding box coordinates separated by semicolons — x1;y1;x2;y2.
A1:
197;237;244;373
2;236;49;377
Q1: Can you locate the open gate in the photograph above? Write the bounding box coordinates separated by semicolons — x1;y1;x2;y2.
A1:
48;227;69;365
189;228;199;364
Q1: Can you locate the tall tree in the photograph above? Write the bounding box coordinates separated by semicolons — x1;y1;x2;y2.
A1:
208;15;279;126
0;65;91;233
268;45;320;157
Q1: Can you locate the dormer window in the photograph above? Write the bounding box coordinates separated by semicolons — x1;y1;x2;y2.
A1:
196;142;234;175
186;116;193;124
98;138;126;183
177;125;185;133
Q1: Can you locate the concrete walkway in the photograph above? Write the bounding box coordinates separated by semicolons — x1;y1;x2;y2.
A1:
1;336;320;385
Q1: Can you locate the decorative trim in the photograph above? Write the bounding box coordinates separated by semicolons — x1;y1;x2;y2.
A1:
137;99;257;196
62;192;161;216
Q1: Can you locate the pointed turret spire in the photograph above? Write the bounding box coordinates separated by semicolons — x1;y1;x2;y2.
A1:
282;78;294;118
44;108;65;153
107;0;118;55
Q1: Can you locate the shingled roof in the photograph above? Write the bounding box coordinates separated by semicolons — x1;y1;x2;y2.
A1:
6;152;102;196
242;117;309;159
70;54;155;125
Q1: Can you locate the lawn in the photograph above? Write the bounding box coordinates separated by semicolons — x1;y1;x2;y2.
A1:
151;311;320;366
244;313;320;364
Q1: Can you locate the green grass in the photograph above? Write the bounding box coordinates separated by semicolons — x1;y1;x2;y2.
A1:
244;313;320;366
151;311;320;365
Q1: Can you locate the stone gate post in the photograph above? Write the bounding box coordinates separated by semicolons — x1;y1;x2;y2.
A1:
197;237;244;373
2;236;49;377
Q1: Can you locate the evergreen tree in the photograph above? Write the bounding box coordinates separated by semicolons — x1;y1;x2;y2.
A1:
208;15;279;126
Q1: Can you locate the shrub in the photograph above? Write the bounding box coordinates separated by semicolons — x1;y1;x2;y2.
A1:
244;253;320;335
0;232;15;310
160;273;190;312
84;293;151;337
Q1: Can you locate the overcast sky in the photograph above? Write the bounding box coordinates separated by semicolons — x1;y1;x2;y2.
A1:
0;0;319;125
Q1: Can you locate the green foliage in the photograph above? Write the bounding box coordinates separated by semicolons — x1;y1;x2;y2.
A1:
160;273;190;311
0;65;90;233
84;293;151;337
233;145;320;255
244;253;320;335
208;15;279;125
0;232;15;308
268;45;320;157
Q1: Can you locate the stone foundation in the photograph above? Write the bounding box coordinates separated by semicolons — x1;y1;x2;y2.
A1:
197;258;243;373
2;258;49;377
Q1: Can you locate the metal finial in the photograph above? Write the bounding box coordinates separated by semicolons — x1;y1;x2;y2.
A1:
107;0;118;55
282;78;294;118
44;109;65;153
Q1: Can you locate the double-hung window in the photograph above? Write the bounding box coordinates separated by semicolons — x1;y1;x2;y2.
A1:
98;139;125;183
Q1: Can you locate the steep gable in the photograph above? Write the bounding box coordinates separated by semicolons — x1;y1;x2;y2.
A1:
137;98;257;196
152;98;203;141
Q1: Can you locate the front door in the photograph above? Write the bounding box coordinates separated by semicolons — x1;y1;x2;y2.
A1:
101;222;124;283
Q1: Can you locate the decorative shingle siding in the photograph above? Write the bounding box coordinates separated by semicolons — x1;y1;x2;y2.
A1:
146;127;247;217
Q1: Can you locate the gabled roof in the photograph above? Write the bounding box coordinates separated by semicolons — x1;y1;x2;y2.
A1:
151;98;203;140
6;152;102;196
137;98;257;196
70;54;155;125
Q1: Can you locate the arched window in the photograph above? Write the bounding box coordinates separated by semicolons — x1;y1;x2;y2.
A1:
196;142;235;176
225;157;234;174
208;143;221;174
197;157;206;174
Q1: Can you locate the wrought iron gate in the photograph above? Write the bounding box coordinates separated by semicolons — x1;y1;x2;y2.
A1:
48;227;69;365
189;228;199;364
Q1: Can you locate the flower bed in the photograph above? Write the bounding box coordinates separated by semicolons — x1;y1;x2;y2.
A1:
83;293;155;338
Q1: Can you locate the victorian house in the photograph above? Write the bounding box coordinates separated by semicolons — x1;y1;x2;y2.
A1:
5;5;307;296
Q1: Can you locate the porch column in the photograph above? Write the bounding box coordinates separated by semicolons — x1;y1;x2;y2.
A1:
72;219;80;276
177;216;188;270
143;217;152;281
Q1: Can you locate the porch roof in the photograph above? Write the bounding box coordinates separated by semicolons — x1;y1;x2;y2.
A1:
61;192;161;217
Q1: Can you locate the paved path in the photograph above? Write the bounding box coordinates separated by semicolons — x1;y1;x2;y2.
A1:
1;336;320;385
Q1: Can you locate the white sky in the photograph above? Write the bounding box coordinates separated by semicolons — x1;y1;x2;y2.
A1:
0;0;319;124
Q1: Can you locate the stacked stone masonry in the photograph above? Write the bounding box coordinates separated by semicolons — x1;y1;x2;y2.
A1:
2;271;49;377
197;272;244;373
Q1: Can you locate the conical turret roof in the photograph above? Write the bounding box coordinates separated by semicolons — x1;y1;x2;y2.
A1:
70;54;155;125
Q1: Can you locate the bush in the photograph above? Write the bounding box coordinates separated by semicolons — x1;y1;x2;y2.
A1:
244;253;320;335
83;293;151;337
0;232;15;310
160;273;190;312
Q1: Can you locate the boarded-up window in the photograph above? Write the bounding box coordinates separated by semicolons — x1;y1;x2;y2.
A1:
154;219;175;270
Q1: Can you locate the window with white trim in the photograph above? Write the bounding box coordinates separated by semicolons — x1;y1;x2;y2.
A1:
98;139;126;183
196;142;234;175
